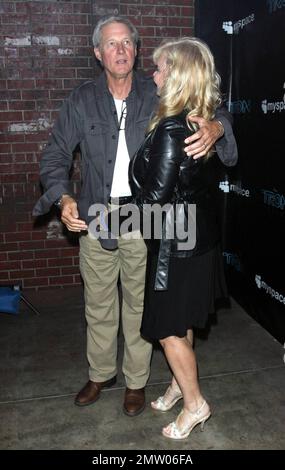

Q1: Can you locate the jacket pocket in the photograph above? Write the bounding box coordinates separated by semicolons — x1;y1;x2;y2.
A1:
84;119;109;136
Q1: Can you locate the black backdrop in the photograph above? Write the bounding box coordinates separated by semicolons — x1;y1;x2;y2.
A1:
195;0;285;343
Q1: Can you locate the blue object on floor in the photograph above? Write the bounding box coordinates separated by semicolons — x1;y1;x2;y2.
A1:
0;286;21;314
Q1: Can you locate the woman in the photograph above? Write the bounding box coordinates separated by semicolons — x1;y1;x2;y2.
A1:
129;37;228;439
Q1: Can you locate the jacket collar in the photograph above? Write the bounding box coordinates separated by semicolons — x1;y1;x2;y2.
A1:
95;70;145;100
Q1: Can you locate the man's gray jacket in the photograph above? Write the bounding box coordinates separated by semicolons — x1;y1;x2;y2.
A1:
33;71;238;228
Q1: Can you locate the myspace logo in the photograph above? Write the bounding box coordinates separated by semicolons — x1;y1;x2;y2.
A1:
222;21;233;35
222;14;255;35
261;99;285;113
219;181;250;197
219;181;230;193
255;275;285;305
255;275;262;289
262;83;285;113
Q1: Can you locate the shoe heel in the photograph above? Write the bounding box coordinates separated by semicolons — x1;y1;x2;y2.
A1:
200;419;206;432
200;413;211;432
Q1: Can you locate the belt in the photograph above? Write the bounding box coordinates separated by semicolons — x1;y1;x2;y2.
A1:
108;196;133;205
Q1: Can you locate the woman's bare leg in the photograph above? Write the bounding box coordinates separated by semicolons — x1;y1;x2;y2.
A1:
159;333;205;430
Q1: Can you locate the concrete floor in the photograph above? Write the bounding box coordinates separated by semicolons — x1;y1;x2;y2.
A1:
0;286;284;451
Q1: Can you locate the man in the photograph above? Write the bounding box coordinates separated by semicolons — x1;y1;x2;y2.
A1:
33;16;237;417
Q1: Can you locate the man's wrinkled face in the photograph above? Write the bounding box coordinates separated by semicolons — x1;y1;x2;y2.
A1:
94;22;137;79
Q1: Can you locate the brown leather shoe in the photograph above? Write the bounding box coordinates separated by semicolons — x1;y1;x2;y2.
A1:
74;376;116;407
123;387;145;416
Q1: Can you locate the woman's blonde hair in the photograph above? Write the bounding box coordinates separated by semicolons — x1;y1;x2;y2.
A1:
148;37;222;133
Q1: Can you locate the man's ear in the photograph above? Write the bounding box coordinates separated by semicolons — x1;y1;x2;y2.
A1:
94;47;101;62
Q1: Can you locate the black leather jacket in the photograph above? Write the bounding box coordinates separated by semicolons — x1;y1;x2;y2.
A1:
129;110;222;290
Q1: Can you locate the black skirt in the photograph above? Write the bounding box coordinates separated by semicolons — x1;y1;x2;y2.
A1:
140;244;227;340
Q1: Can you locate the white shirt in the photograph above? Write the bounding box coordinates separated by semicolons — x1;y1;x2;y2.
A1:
110;98;132;197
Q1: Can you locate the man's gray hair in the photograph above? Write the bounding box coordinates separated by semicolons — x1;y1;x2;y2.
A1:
92;15;139;48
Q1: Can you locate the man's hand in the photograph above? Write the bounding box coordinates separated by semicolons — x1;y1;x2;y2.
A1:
184;116;224;159
60;195;88;232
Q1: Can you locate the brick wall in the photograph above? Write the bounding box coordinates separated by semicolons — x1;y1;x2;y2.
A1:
0;0;195;290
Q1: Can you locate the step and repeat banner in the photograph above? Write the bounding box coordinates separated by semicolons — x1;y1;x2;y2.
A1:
195;0;285;343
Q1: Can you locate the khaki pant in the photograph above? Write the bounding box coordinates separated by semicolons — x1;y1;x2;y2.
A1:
79;232;152;389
